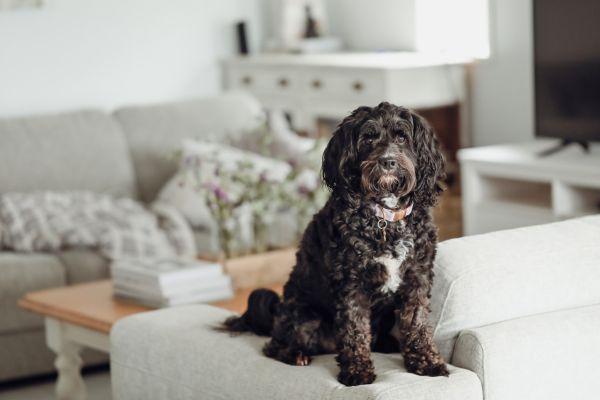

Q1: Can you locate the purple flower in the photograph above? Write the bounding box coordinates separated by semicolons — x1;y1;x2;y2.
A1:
298;185;311;196
215;187;229;202
205;181;229;203
259;171;268;183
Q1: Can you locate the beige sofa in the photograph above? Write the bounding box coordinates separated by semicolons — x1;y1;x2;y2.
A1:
0;91;263;382
111;216;600;400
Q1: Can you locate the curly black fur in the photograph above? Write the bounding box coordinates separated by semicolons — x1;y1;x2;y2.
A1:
222;102;449;386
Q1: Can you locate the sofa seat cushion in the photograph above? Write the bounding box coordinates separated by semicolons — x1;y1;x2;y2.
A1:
0;110;136;198
430;215;600;361
0;252;65;334
55;249;110;285
110;305;482;400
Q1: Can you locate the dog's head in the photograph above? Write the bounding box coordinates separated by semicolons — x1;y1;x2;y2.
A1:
322;102;445;208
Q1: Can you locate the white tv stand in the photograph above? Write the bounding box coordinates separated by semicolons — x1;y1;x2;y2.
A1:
458;140;600;235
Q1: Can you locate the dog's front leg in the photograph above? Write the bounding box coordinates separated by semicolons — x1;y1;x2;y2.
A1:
334;285;375;386
395;270;449;377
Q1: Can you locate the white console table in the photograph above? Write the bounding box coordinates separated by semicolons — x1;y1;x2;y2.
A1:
223;52;468;140
459;140;600;235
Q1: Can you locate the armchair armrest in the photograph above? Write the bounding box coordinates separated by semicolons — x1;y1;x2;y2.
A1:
451;304;600;400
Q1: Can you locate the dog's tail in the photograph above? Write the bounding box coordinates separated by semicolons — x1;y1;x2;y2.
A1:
222;288;280;336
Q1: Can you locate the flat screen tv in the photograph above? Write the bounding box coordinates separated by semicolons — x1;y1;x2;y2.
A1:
534;0;600;152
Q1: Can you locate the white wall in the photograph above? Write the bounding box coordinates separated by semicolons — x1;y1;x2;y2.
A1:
469;0;534;146
0;0;262;117
325;0;416;51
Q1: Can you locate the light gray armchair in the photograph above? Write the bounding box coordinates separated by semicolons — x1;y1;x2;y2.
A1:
110;216;600;400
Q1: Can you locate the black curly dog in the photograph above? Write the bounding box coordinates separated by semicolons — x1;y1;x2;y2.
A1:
223;102;449;386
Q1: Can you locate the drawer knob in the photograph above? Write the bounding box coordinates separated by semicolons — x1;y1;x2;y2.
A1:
311;79;322;89
352;81;364;92
241;76;252;85
278;78;289;87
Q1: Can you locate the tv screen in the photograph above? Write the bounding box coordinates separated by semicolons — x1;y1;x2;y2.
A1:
534;0;600;143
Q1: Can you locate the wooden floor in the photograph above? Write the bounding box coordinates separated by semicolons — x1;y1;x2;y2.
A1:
433;184;463;241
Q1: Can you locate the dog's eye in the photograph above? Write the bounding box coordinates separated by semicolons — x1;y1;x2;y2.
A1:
364;132;378;143
397;134;406;144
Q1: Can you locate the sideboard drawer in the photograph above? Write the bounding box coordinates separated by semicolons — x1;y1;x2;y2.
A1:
229;67;299;94
303;70;385;100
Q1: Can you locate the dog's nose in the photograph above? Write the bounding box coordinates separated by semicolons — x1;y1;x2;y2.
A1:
380;158;397;170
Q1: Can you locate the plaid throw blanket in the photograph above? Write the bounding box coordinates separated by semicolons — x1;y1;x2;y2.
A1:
0;191;196;260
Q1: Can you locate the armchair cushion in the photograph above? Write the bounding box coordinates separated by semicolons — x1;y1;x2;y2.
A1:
110;305;482;400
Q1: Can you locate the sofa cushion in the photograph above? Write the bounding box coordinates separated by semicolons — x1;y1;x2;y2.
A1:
0;252;65;334
55;249;110;285
452;304;600;400
430;215;600;361
114;91;264;203
110;305;482;400
0;110;137;198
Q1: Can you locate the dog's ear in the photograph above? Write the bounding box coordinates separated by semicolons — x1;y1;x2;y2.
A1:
322;106;371;191
411;111;446;205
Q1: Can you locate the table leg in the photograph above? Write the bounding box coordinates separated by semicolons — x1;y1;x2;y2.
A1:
45;318;87;400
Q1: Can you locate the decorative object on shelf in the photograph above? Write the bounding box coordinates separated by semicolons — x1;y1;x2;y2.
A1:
303;4;319;38
295;36;343;54
236;21;249;55
265;0;342;53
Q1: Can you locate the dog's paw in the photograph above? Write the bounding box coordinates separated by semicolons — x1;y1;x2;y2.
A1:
295;352;312;366
338;364;376;386
406;358;449;377
423;362;449;377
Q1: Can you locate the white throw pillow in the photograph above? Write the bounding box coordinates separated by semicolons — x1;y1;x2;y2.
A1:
182;139;292;183
157;140;292;229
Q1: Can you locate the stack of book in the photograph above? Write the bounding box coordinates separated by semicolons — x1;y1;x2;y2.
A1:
111;258;234;308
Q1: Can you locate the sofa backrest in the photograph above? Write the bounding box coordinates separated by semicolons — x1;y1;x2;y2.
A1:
429;215;600;361
0;110;137;198
114;91;263;203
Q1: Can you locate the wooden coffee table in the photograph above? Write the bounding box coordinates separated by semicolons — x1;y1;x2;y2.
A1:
18;280;282;400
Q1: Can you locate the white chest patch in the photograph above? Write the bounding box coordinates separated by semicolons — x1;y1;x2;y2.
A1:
374;240;412;294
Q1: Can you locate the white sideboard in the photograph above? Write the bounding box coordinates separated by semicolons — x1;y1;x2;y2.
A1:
459;140;600;235
223;52;467;138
